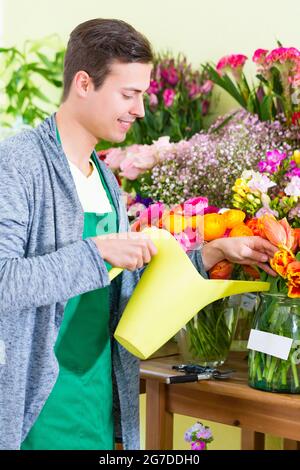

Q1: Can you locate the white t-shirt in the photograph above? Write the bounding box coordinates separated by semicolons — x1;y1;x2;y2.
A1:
67;158;112;214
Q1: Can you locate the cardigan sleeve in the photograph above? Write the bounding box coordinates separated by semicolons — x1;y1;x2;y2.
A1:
0;159;110;314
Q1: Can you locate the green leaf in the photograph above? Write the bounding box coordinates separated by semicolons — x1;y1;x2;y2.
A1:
260;95;274;121
30;87;52;103
205;64;247;108
210;111;237;133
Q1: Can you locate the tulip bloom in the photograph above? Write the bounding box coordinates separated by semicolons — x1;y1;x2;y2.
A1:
270;249;296;278
258;215;295;251
245;218;265;237
242;265;260;279
287;261;300;298
209;260;234;280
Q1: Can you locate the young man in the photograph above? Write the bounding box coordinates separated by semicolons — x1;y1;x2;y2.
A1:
0;19;277;450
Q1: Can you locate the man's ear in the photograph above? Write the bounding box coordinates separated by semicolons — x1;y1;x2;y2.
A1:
73;70;92;97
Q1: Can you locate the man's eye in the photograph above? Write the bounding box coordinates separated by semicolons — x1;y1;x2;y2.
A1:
123;94;133;99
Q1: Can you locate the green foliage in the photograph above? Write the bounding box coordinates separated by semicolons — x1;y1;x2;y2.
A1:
0;36;64;127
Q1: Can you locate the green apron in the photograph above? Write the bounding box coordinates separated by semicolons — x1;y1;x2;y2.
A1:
21;147;118;450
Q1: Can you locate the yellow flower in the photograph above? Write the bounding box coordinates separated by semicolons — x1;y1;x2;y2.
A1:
292;150;300;166
222;209;245;229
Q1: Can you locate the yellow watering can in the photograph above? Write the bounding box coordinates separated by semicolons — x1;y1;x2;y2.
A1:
109;228;270;359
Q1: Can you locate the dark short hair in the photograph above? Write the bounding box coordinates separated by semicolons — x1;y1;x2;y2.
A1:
62;18;154;101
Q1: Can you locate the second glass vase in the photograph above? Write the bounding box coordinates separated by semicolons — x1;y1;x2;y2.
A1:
177;296;239;367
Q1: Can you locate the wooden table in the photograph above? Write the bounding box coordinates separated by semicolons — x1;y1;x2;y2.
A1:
140;352;300;450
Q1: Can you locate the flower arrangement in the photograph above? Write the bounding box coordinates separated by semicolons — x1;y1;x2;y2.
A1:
206;46;300;124
139;110;299;207
130;53;213;144
248;214;300;393
232;149;300;226
130;197;208;252
184;422;213;450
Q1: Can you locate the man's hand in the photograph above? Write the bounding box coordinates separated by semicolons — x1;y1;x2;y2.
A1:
202;236;278;276
92;232;158;271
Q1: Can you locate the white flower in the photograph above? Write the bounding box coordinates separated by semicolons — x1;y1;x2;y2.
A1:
247;173;276;193
241;169;258;180
285;176;300;197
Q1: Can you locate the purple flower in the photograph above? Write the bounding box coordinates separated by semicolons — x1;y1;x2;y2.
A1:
200;80;213;94
163;88;176;107
135;194;153;207
258;149;286;174
184;431;192;443
196;429;212;440
147;79;160;95
149;93;158;109
161;66;179;86
191;440;206;451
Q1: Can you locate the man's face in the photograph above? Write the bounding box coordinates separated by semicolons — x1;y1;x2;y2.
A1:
84;61;152;143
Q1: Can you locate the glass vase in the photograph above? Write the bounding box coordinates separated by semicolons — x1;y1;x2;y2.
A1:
230;293;258;352
176;296;239;367
248;293;300;394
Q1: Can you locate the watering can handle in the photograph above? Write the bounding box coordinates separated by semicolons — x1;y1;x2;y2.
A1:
108;227;162;281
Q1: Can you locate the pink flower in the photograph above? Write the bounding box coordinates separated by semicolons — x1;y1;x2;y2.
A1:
120;146;157;180
163;88;176;107
200;80;213;94
127;202;147;218
105;148;126;170
266;47;300;66
183;196;208;216
191;440;206;451
228;54;248;69
216;54;247;81
217;54;247;72
149;93;158;109
252;49;269;65
161;66;179;86
201;100;209;116
187;81;201;99
216;56;229;72
131;202;165;231
147;79;160;94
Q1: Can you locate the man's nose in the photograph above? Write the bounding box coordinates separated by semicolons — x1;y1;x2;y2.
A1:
131;96;145;118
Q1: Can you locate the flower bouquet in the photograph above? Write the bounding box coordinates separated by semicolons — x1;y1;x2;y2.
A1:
184;422;213;450
232;148;300;227
205;46;300;124
130;53;213;144
247;214;300;393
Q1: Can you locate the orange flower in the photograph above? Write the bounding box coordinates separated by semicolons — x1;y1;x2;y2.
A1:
287;261;300;298
293;228;300;251
242;265;260;279
245;218;265;237
203;214;227;241
258;215;295;250
270;249;296;278
209;260;234;280
222;209;245;229
229;223;254;237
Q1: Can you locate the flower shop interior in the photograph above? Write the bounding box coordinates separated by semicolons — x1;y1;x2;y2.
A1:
1;0;300;453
